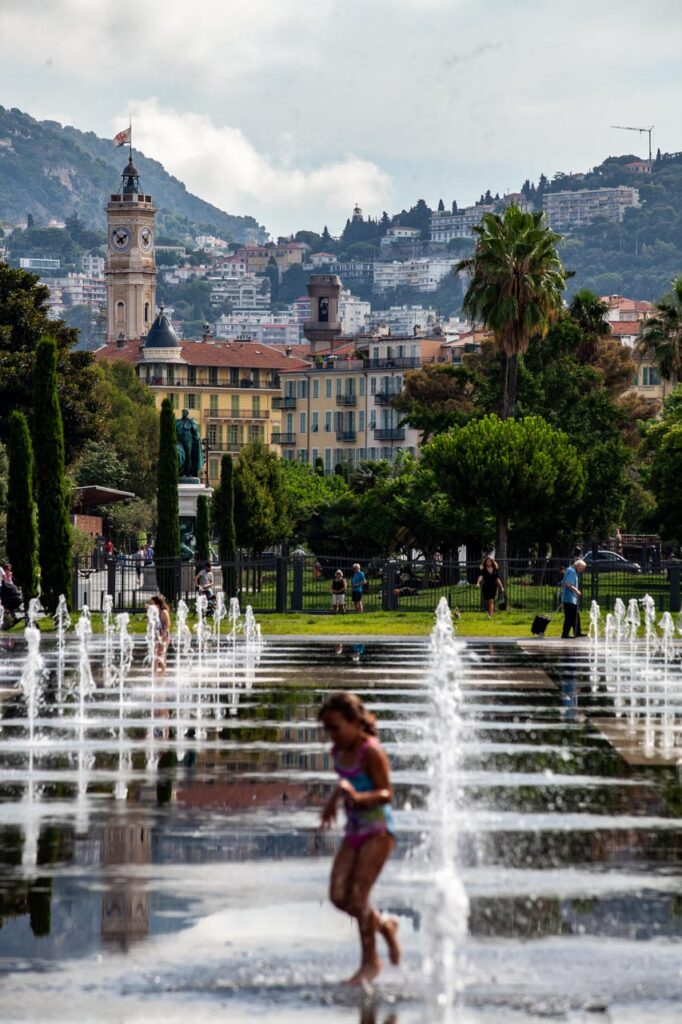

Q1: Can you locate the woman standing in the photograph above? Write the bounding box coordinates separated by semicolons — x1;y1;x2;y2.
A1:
477;556;505;617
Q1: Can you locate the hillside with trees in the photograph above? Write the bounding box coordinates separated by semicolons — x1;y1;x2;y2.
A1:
0;106;265;243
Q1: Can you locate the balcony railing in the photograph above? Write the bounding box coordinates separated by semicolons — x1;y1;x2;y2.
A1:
205;408;270;420
374;391;401;406
271;432;296;445
144;376;279;390
336;430;357;442
363;357;421;370
336;394;357;407
374;427;405;441
272;396;297;410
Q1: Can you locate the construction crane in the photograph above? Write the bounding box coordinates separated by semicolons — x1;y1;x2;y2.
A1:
611;124;655;168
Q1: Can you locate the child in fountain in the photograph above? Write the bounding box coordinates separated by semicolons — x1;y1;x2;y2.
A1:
319;691;400;985
149;595;170;675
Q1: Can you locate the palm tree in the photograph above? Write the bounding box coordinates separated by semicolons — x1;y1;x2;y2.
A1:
457;204;566;419
569;289;611;363
637;277;682;385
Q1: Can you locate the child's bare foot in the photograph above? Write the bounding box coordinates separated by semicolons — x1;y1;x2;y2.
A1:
343;959;382;986
379;916;401;965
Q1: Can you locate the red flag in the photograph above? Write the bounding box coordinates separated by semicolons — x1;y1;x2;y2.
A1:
113;127;131;148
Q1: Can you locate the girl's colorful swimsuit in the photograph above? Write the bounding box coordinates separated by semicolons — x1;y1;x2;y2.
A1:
333;737;395;849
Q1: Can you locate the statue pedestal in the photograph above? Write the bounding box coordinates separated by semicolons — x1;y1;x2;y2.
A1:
178;480;213;519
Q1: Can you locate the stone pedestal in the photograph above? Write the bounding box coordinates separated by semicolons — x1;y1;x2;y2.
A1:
178;480;213;519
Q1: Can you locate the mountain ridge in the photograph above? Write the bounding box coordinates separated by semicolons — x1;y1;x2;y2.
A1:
0;106;266;243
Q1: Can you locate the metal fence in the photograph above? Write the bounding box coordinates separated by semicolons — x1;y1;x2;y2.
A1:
71;555;682;616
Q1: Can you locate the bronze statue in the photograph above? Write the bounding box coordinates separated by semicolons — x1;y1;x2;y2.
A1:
175;409;203;479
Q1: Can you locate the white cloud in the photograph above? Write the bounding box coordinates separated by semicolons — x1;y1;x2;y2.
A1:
0;0;333;82
125;99;393;236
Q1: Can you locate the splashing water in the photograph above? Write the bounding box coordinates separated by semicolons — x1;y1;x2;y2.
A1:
146;603;161;681
74;609;95;720
588;599;601;641
420;597;469;1019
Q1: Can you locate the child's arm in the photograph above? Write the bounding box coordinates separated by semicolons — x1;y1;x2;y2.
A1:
339;744;392;807
320;786;342;828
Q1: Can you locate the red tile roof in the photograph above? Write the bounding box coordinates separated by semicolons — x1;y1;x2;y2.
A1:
609;321;642;337
94;338;310;370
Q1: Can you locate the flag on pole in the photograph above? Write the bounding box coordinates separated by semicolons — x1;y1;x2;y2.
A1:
113;127;131;148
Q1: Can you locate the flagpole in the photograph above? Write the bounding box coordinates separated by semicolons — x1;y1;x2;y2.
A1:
129;120;132;160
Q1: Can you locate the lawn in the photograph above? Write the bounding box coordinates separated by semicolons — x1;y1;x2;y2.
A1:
8;609;592;639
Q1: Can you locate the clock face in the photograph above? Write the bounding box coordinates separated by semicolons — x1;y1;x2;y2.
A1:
139;226;153;253
110;225;131;253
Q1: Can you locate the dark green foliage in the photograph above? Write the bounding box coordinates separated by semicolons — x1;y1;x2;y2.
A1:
314;456;325;476
233;443;290;554
0;262;105;459
215;454;237;596
195;495;210;563
155;399;180;597
641;386;682;540
7;411;38;607
32;338;71;612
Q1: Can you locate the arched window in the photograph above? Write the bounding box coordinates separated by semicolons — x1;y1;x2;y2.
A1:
144;302;150;324
116;300;125;321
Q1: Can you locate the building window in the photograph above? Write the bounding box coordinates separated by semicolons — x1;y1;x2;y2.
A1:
167;365;175;385
297;449;307;464
373;347;380;359
252;369;261;388
187;366;196;385
208;425;218;446
230;368;239;385
324;411;332;432
116;300;125;321
297;379;308;399
144;302;150;324
209;394;218;414
231;395;239;416
325;378;332;399
312;447;319;465
312;411;319;432
359;377;366;397
370;377;376;395
359;410;365;432
336;377;342;396
324;448;331;472
312;378;319;399
300;412;307;434
208;367;218;385
252;395;261;415
186;394;196;410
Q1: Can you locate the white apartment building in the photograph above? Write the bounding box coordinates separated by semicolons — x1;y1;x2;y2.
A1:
48;273;107;308
307;252;338;268
369;304;439;336
430;204;495;243
78;254;105;277
543;187;640;230
19;257;61;272
339;288;371;335
213;311;301;345
195;234;229;253
373;257;456;294
209;272;270;311
379;226;421;248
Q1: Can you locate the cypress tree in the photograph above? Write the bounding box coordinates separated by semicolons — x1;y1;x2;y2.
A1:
156;398;180;599
195;494;210;564
32;338;71;612
314;456;325;476
218;454;237;597
7;411;38;609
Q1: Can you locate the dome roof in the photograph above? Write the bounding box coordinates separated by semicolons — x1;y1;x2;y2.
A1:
144;305;180;349
123;155;140;177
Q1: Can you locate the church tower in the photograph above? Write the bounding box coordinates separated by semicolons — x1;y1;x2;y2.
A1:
105;154;156;342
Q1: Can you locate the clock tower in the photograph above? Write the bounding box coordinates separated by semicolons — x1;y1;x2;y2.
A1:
105;155;157;342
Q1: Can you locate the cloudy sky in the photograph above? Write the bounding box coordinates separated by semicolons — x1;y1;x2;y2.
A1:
0;0;680;237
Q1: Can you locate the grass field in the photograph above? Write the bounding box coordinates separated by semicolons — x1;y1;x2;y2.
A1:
4;608;627;639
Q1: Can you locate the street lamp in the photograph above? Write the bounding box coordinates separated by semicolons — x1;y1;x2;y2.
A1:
202;434;211;485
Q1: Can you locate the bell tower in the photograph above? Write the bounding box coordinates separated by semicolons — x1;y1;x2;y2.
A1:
105;154;157;342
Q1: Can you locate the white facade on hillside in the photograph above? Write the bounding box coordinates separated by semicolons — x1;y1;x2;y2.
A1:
430;204;495;243
373;257;456;294
339;289;371;335
543;187;640;230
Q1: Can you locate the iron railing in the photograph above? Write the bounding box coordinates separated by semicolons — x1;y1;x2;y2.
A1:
70;555;682;616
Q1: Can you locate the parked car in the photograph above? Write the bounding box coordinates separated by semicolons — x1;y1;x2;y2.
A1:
583;551;642;574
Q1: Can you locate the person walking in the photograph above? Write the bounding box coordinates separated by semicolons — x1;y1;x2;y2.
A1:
561;559;586;638
331;570;346;614
351;563;366;613
476;556;505;617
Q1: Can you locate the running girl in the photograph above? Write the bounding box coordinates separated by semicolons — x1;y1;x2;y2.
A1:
319;691;400;984
149;595;170;675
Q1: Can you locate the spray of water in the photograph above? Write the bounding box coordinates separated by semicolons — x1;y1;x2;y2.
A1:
420;597;469;1019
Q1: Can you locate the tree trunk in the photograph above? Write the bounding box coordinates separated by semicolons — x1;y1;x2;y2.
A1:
496;513;509;589
506;353;519;418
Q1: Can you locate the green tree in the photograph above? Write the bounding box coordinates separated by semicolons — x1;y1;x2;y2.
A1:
568;288;611;363
234;443;290;553
637;277;682;384
214;454;237;596
280;460;348;542
195;494;210;563
424;415;585;569
155;399;180;597
641;385;682;539
99;362;159;499
70;439;128;490
7;411;38;607
391;363;480;441
0;262;105;460
456;204;566;419
33;338;72;612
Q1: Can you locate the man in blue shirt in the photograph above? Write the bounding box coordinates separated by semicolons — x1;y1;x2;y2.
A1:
561;559;586;638
350;562;366;612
